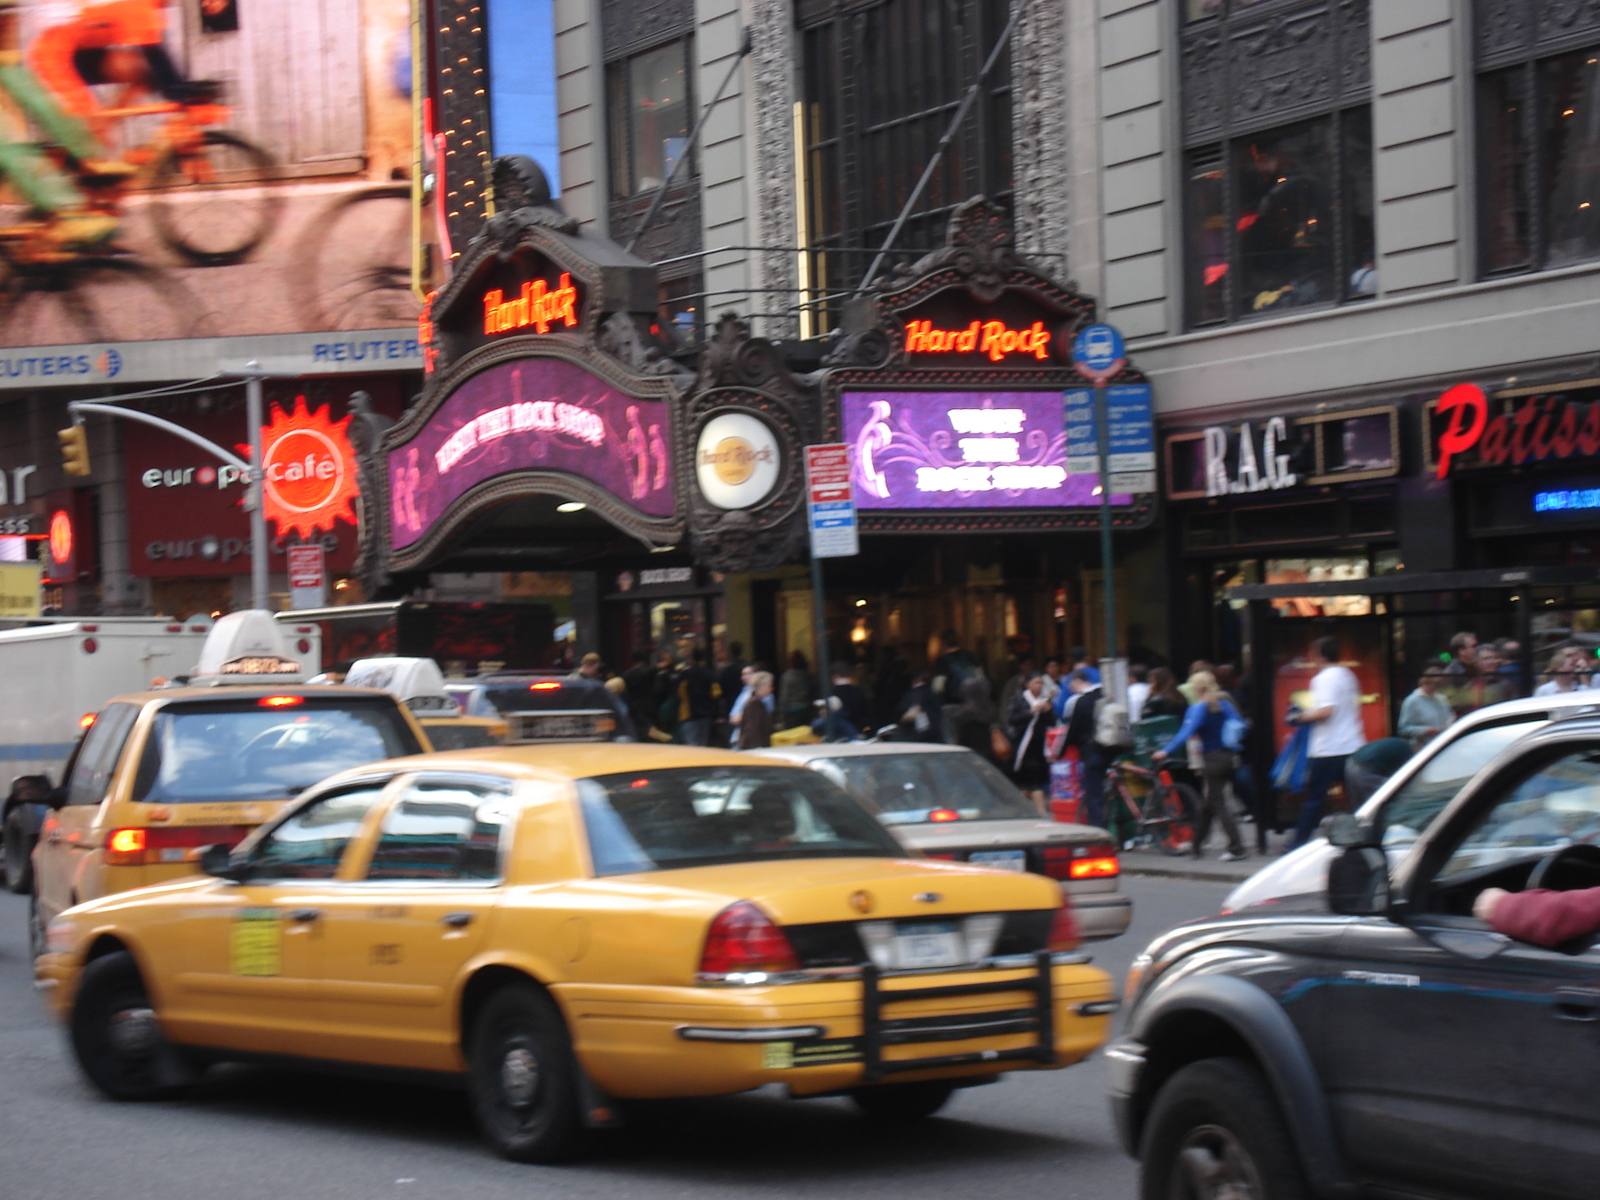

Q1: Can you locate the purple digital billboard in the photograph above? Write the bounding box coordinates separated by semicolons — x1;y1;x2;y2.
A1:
389;358;674;549
841;390;1127;510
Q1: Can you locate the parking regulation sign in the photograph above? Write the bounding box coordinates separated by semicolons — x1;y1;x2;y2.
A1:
804;443;859;558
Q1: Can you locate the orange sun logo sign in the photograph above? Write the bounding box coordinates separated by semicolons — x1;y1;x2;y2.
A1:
261;397;360;540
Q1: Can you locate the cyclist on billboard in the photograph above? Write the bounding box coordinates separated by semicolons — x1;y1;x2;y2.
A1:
26;0;188;128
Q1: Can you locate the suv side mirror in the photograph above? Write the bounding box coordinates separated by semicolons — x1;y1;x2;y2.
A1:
1324;812;1367;847
199;843;251;883
1328;845;1390;915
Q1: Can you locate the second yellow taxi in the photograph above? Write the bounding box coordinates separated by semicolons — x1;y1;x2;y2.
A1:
36;743;1115;1162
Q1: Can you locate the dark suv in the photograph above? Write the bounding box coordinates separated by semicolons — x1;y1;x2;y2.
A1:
1111;716;1600;1200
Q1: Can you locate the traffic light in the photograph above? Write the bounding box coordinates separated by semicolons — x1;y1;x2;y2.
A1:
58;424;90;477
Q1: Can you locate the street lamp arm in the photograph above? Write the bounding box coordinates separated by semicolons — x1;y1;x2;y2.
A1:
66;401;252;473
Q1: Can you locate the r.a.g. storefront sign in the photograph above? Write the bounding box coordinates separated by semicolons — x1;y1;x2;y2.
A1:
387;357;675;552
1428;380;1600;478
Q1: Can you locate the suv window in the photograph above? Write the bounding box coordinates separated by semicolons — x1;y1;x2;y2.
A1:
66;703;141;806
364;778;512;881
250;785;389;880
1436;748;1600;885
1378;717;1545;849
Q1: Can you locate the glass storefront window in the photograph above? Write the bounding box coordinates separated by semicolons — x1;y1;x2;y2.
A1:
1542;50;1600;267
1480;65;1534;272
1265;555;1372;617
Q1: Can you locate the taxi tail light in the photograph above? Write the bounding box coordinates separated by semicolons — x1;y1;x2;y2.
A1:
699;901;800;976
105;825;251;866
1042;842;1120;881
1046;901;1080;953
923;852;957;860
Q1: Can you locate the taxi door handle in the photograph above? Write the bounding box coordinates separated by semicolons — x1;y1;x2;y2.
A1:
440;911;474;928
1554;988;1600;1021
288;908;321;924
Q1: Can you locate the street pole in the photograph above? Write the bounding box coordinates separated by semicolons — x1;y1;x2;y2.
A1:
1095;382;1117;661
811;553;834;739
244;363;269;612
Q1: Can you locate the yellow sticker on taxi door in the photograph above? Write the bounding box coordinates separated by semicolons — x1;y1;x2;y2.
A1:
230;908;282;976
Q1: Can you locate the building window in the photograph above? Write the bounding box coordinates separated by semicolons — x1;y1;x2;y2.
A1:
607;38;694;198
1185;109;1374;325
1179;0;1371;328
798;0;1012;327
1480;47;1600;275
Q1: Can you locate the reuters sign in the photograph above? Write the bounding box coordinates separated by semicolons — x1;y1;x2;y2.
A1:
695;412;780;510
262;397;360;540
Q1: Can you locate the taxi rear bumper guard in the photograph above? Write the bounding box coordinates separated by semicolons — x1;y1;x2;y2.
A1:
859;950;1054;1082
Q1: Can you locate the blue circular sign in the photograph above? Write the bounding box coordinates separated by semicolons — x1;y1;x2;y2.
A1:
1072;323;1125;371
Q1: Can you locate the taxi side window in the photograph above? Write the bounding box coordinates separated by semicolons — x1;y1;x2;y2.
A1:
250;785;388;880
364;778;511;882
66;703;140;806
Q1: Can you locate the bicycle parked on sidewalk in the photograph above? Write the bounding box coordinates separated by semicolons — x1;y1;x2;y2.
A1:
1104;758;1200;857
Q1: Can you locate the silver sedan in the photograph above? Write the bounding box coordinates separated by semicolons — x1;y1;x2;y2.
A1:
757;741;1133;940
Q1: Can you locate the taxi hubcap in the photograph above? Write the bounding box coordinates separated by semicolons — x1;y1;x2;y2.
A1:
1174;1125;1260;1200
500;1046;540;1109
108;1006;159;1056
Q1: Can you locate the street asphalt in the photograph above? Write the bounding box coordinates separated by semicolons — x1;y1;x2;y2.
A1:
0;875;1233;1200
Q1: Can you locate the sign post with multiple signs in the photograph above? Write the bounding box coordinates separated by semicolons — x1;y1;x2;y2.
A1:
1069;323;1141;665
804;444;858;738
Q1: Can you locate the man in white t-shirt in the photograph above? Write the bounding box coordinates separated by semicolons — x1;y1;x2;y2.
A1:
1287;636;1365;849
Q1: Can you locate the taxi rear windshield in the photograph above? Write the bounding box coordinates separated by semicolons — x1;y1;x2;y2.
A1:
577;765;906;875
131;697;422;803
817;751;1038;824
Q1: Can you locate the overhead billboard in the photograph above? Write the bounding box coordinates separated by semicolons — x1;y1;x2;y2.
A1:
0;0;419;358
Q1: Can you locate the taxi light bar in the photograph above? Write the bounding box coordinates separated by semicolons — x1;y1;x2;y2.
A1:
221;655;302;675
699;901;800;976
259;695;305;708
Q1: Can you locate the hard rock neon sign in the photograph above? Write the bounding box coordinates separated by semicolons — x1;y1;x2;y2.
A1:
902;318;1053;363
483;272;579;336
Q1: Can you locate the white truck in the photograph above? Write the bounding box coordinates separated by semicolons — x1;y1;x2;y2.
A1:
0;611;321;893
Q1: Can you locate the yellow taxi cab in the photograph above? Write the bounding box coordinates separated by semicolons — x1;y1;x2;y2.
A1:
30;685;429;954
36;744;1116;1163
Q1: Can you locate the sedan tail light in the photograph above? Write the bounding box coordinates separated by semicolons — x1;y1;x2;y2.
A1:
1046;900;1080;952
699;901;800;976
1041;842;1120;881
105;825;251;866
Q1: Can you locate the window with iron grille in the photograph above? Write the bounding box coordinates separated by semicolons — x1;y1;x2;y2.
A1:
797;0;1013;329
1179;0;1372;328
1475;0;1600;277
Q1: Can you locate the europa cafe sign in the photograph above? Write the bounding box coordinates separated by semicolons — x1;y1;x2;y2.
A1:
261;397;360;539
1433;382;1600;477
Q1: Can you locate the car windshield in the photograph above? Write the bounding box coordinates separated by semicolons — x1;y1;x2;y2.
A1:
132;698;421;803
814;751;1038;824
577;765;907;875
1377;716;1546;849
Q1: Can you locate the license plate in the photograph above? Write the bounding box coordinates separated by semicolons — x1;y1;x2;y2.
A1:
968;849;1026;871
893;921;965;969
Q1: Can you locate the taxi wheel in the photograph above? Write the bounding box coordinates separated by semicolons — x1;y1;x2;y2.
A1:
468;983;593;1163
1139;1057;1310;1200
69;951;193;1102
850;1081;955;1121
3;808;32;893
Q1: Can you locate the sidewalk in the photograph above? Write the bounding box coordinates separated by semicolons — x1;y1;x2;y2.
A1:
1118;824;1292;884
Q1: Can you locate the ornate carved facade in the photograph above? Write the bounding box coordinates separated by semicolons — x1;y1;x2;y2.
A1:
1476;0;1600;68
1180;0;1371;147
1010;0;1069;268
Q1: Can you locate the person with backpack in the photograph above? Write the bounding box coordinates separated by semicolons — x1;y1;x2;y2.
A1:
1152;670;1247;861
1062;668;1115;828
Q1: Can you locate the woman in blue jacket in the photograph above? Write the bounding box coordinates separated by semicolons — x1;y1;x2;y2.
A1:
1152;671;1247;861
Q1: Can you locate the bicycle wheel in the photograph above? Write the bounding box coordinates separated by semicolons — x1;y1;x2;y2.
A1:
288;184;417;329
148;130;282;267
1152;782;1200;857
